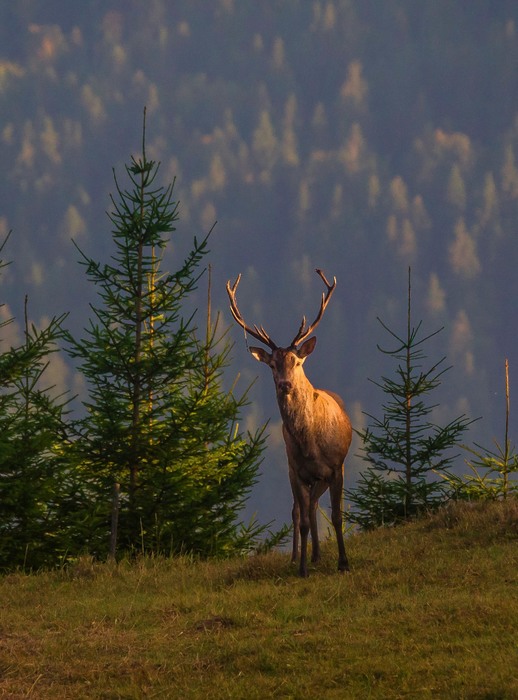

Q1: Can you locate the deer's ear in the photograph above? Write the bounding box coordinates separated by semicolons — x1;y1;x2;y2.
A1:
249;346;272;364
298;336;317;359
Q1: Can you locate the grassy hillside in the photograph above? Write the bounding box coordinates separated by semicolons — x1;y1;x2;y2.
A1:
1;501;517;699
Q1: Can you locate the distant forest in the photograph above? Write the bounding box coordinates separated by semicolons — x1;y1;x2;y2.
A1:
1;1;517;524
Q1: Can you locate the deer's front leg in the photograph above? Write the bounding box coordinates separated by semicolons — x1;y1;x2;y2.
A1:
288;466;300;563
291;500;300;563
292;480;311;577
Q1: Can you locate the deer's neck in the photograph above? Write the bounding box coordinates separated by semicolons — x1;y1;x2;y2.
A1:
277;375;317;442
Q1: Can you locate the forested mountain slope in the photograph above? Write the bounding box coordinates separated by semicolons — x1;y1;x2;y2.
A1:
1;1;517;523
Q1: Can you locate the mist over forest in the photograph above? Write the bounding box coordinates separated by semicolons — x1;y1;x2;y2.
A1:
1;0;517;526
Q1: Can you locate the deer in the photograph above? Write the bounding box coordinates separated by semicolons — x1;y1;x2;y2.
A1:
226;268;352;577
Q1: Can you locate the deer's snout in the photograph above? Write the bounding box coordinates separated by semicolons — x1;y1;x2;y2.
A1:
277;380;293;395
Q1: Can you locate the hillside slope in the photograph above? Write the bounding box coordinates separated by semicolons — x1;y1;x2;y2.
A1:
1;500;517;699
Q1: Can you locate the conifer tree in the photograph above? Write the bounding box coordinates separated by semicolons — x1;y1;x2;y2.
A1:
441;359;518;500
66;115;266;558
346;269;473;529
0;234;69;570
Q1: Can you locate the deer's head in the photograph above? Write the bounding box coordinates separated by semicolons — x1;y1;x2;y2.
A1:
226;269;336;397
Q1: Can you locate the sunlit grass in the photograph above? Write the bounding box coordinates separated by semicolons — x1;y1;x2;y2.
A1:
1;500;516;698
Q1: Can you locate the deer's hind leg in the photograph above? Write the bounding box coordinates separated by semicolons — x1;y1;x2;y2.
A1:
329;469;349;572
309;480;329;563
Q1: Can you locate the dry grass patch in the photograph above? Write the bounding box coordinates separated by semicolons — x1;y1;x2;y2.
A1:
0;500;516;698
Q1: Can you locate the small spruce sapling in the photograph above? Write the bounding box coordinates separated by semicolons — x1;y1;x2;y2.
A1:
346;268;474;529
441;359;518;500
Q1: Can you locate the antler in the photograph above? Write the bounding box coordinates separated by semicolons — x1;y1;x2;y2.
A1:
290;268;337;348
226;274;277;350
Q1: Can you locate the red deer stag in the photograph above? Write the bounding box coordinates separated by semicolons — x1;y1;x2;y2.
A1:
226;269;352;577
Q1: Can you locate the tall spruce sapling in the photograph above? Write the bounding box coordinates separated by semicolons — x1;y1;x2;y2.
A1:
65;114;267;559
346;268;474;530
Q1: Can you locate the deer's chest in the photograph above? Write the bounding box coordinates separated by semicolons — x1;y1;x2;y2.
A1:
282;418;337;483
279;392;349;483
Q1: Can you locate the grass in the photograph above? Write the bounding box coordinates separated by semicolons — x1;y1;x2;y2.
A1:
1;500;517;699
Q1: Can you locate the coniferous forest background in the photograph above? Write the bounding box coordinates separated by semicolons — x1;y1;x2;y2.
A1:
1;1;518;549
